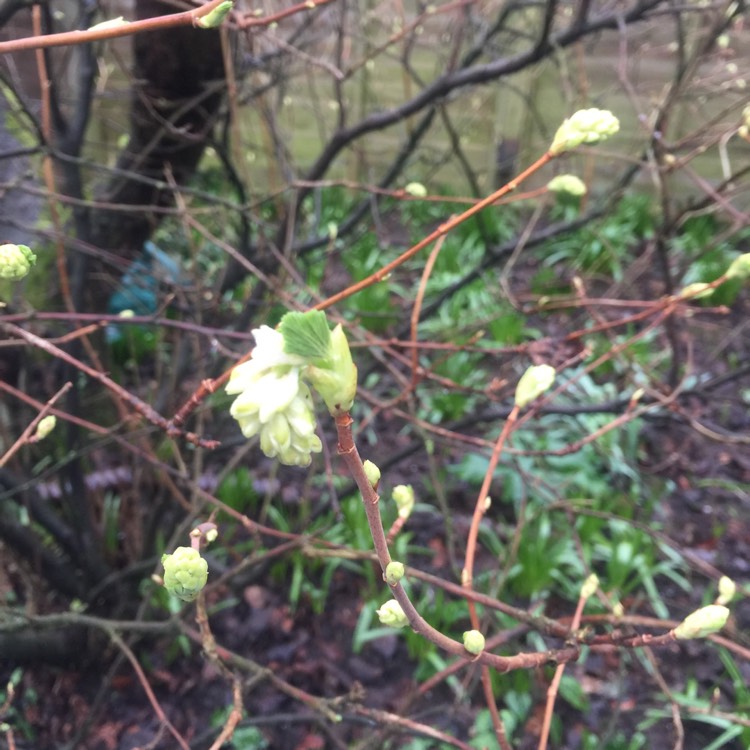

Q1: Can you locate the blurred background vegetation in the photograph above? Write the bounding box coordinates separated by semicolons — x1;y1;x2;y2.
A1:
0;0;749;747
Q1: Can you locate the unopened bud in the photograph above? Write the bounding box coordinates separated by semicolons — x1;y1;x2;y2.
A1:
0;243;36;280
376;599;409;628
88;16;128;31
515;364;556;409
392;484;415;520
547;174;587;197
550;109;620;155
35;415;57;440
385;561;405;585
161;547;208;602
725;253;750;282
196;0;233;28
363;460;381;489
462;629;485;655
404;182;427;197
673;605;729;640
580;573;599;600
679;282;714;300
717;576;736;606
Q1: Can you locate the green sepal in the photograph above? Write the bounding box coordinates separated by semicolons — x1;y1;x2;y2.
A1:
279;310;332;362
196;0;233;28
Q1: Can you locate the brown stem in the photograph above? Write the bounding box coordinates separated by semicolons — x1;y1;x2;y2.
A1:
334;412;581;674
315;152;553;311
0;381;71;468
2;322;218;448
0;0;229;53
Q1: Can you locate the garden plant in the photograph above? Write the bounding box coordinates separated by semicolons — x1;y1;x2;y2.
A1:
0;0;749;748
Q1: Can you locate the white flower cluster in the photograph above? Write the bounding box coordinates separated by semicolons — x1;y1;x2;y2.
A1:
226;326;322;466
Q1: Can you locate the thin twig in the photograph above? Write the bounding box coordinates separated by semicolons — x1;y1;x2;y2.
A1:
0;382;71;468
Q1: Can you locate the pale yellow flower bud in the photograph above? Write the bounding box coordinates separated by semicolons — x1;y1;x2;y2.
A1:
385;561;405;585
0;243;36;281
725;253;750;282
679;282;713;300
363;460;381;488
462;629;485;655
515;364;556;409
547;174;587;197
34;415;57;440
196;0;233;28
161;547;208;602
717;576;736;606
550;109;620;155
673;605;729;640
404;182;427;197
392;485;415;520
580;573;599;600
376;599;409;628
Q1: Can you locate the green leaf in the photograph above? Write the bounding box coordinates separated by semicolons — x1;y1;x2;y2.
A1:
279;310;332;360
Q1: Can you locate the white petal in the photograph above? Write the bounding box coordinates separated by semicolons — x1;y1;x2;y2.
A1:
238;414;261;438
257;369;301;423
226;359;263;394
266;413;291;452
251;325;306;369
286;396;316;438
230;388;262;419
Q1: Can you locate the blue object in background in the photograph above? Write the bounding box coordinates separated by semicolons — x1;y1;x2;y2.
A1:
106;241;186;343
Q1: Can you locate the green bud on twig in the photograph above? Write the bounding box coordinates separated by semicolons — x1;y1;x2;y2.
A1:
363;460;381;489
87;16;128;31
196;1;234;28
547;174;587;197
161;547;208;601
280;311;358;414
385;561;405;585
34;415;57;441
392;484;415;520
580;573;599;600
376;599;409;628
514;364;555;409
679;282;714;300
717;576;736;606
404;182;427;197
673;605;729;640
462;629;485;655
0;243;36;280
550;109;620;156
725;253;750;282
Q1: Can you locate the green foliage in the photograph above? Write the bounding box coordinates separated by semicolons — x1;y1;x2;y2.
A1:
340;232;398;332
536;194;656;279
217;467;260;514
470;689;533;747
580;730;647;750
677;218;750;306
210;706;269;749
0;668;35;742
448;371;689;612
641;675;747;749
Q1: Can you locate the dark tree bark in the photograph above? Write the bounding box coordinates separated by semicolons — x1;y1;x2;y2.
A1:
84;0;226;310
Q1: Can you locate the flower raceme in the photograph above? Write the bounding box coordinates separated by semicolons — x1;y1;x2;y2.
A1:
226;326;322;467
161;547;208;602
549;109;620;156
0;243;36;280
226;312;357;467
